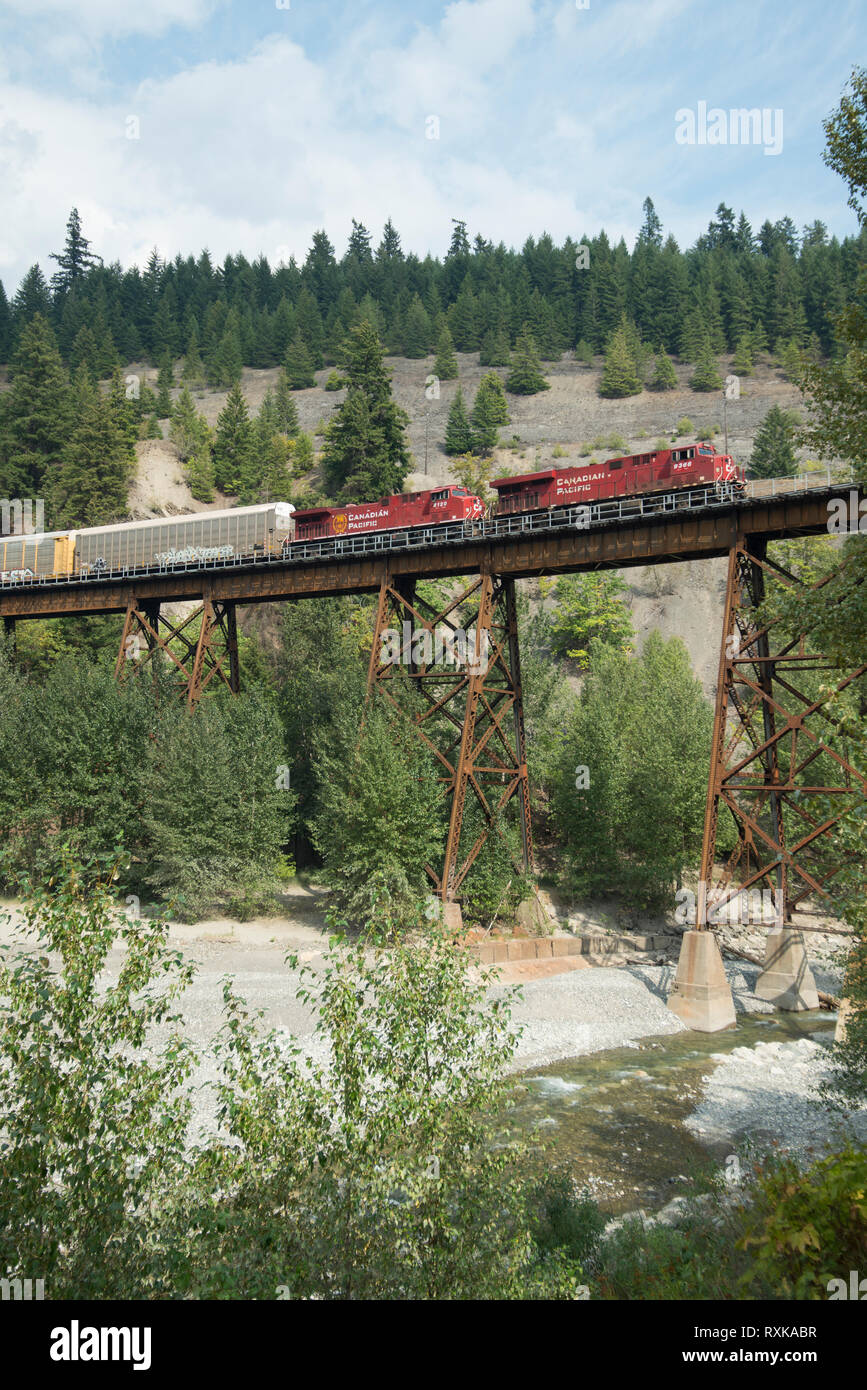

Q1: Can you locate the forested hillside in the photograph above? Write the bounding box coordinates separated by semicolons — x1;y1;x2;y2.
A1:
0;199;863;524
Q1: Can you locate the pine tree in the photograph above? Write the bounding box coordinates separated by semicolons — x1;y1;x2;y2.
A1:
50;368;131;527
209;327;243;388
182;323;206;387
0;279;11;363
289;430;315;477
144;414;162;440
321;321;411;500
574;339;594;367
284;331;316;389
649;348;677;391
213;383;255;494
11;265;52;329
470;374;510;456
1;314;72;497
749;405;798;479
732;338;754;376
274;372;300;434
599;323;641;398
444;386;473;455
479;326;512;368
690;344;724;392
505;326;549;395
294;288;325;368
448;279;480;352
69;324;99;380
49;208;100;294
186;447;216;503
778;337;803;383
260;433;293;503
155;353;174;416
106;367;139;463
170;386;211;461
402;295;432;358
433;326;459;380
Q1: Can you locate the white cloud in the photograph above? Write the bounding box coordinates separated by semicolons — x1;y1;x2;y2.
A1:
0;0;224;39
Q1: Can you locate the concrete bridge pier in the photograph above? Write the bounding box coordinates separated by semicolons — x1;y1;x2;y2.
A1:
755;926;819;1010
667;929;737;1031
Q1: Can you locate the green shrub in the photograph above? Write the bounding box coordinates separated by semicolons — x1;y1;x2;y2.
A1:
738;1145;867;1299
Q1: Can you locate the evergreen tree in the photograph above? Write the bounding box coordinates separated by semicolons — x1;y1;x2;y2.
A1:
290;430;315;477
469;385;500;456
598;322;641;398
470;371;510;454
444;386;473;456
294;288;325;368
402;295;432;358
749;405;798;479
284;331;316;389
649;347;677;391
155;353;174;417
170;387;211;461
213;383;255;494
321;322;411;500
433;326;459;380
448;279;480;352
209;326;243;388
505;326;549;395
732;338;754;375
181;323;206;387
0;314;71;497
260;433;293;504
106;367;138;463
51;368;131;527
0;280;11;364
69;325;99;380
186;447;216;503
274;372;300;434
11;265;52;330
478;326;512;367
690;343;724;392
49;208;100;294
778;337;803;383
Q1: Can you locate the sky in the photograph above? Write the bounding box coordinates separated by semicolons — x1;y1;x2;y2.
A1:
0;0;864;293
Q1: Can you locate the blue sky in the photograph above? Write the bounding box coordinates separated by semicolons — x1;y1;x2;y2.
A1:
0;0;863;293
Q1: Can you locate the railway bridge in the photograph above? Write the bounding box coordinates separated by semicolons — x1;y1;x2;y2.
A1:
2;474;865;1031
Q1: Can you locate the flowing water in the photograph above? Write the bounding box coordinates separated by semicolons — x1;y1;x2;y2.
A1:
505;1012;837;1214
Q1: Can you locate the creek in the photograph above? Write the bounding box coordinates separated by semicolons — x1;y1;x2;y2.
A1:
508;1011;837;1213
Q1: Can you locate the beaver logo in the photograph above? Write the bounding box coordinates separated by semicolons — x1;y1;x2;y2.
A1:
333;513;348;535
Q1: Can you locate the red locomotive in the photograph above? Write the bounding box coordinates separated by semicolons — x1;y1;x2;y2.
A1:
290;484;485;542
490;443;744;515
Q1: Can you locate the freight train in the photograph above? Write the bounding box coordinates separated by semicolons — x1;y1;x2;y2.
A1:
1;444;743;583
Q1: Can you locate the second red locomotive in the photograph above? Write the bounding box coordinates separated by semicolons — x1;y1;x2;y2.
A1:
289;484;485;543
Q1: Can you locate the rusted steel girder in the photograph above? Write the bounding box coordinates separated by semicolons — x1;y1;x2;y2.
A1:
0;487;852;623
698;536;867;929
365;571;534;904
115;595;240;710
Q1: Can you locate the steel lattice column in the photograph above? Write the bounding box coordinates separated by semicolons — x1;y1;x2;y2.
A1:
698;535;867;928
366;569;534;903
115;595;241;709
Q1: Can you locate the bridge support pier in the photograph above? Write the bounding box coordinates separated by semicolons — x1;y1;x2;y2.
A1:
670;534;867;1029
366;569;534;914
116;595;241;708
